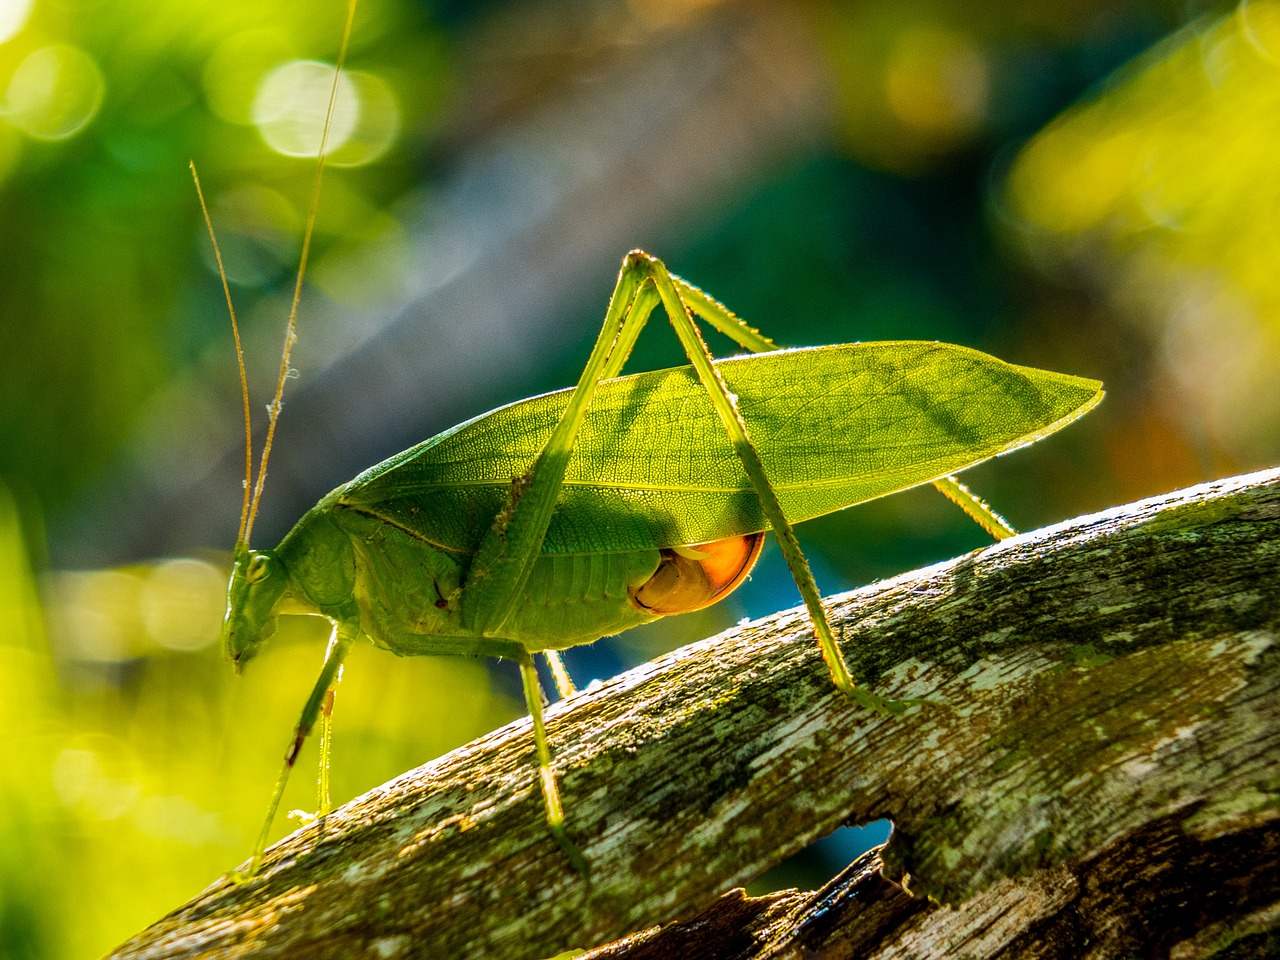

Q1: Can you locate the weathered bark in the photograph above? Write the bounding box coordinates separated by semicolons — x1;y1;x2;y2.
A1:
582;820;1280;959
108;468;1280;960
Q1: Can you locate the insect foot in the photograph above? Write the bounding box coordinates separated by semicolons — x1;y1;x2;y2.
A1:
551;822;591;878
228;860;263;886
845;686;930;717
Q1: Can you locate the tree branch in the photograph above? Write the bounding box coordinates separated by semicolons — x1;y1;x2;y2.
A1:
109;468;1280;960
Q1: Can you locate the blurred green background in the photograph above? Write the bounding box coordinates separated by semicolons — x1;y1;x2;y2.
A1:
3;0;1279;956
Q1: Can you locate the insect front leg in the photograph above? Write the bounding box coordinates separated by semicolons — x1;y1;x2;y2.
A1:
234;616;358;882
317;684;338;815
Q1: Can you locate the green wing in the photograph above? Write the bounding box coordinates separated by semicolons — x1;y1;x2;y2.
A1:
341;342;1102;555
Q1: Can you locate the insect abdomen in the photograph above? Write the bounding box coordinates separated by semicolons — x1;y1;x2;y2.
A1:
512;549;663;650
629;532;765;616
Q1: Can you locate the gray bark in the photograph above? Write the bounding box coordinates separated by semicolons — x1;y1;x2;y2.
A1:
107;467;1280;960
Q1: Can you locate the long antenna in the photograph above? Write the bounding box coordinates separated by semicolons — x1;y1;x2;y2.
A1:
242;0;359;545
191;161;254;546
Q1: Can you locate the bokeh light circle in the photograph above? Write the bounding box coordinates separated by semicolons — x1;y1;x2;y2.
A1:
3;44;105;141
251;59;358;157
329;70;400;167
0;0;34;45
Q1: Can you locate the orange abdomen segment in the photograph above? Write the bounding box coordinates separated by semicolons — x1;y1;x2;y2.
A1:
629;531;766;616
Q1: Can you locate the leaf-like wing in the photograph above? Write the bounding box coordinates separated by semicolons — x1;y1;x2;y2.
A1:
341;342;1103;555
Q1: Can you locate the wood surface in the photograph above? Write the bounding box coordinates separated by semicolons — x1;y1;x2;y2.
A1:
108;468;1280;960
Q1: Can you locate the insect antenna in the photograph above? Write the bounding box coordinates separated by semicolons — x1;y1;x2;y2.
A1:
191;162;254;546
201;0;360;548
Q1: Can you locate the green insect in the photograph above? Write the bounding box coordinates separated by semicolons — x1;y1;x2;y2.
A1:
212;9;1103;881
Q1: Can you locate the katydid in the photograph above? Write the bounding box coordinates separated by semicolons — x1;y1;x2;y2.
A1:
211;4;1103;882
221;250;1103;877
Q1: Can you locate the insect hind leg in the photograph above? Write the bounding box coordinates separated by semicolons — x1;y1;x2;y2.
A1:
544;650;576;698
670;262;1018;546
624;253;912;714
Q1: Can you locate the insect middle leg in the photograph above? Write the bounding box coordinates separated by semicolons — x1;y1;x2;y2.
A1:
516;649;588;874
456;250;919;871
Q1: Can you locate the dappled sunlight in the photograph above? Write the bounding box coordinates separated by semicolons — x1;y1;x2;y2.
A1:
202;30;296;125
329;69;401;166
51;738;145;823
140;559;227;652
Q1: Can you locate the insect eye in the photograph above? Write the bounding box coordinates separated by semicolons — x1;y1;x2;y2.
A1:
245;554;272;583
